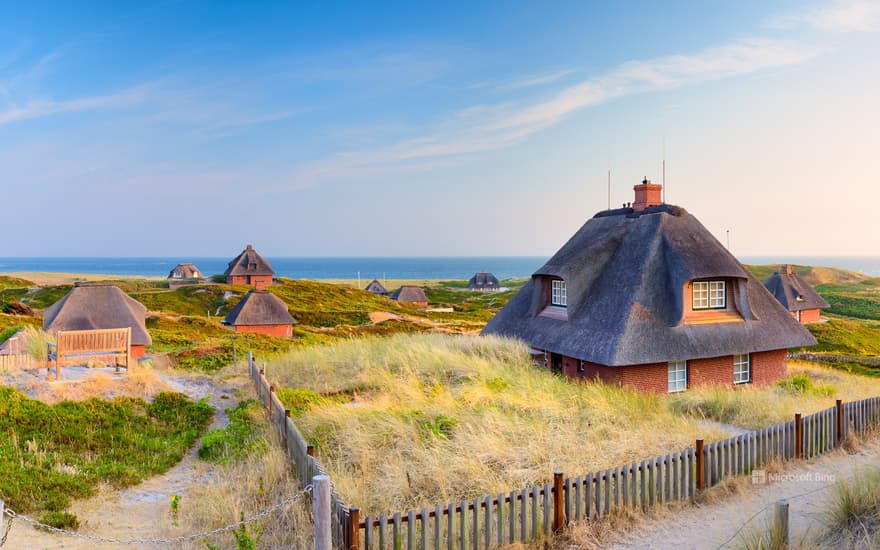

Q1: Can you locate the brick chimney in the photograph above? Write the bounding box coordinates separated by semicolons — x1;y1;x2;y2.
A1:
632;177;663;212
783;265;793;275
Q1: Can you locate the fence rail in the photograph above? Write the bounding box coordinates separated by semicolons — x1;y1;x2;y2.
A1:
0;354;38;371
246;352;880;550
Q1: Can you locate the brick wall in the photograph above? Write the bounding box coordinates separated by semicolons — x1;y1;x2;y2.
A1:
799;308;821;324
226;275;274;289
131;345;146;359
538;348;787;393
234;324;293;338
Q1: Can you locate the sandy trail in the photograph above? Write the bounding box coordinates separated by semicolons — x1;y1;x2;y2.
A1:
607;437;880;549
2;369;243;550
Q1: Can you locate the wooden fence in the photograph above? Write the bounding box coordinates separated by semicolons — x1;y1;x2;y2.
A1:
246;353;880;550
0;354;38;371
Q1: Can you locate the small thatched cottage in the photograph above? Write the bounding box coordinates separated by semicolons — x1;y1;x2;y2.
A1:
43;284;152;358
225;244;275;290
468;271;501;291
364;279;388;295
764;265;829;324
168;263;202;280
389;285;428;306
222;290;297;338
483;179;816;393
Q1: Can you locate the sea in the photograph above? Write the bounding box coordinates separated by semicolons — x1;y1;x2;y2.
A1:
0;256;878;280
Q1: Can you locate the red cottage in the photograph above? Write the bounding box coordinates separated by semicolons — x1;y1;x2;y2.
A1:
763;265;829;324
222;290;297;338
225;244;275;290
483;179;816;393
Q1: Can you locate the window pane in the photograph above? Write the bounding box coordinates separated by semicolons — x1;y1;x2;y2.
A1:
709;281;726;308
551;280;567;307
668;360;687;392
733;354;750;384
692;282;708;309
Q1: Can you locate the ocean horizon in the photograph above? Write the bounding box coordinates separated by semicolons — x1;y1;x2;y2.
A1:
1;256;880;280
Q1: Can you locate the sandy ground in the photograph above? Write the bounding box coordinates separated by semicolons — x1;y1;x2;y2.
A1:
0;272;164;286
1;365;244;549
607;437;880;549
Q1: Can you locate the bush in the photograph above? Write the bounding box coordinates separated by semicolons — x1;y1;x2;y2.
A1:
198;400;266;464
38;511;80;531
777;374;836;397
821;467;880;547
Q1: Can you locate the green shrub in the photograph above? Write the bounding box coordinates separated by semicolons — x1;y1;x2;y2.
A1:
198;400;266;464
276;388;326;416
38;511;80;531
777;374;836;397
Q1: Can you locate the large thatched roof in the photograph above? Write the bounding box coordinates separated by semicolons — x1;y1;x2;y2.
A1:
225;244;275;277
43;284;152;346
389;285;428;303
764;267;829;312
468;271;500;290
364;279;388;295
483;204;816;366
223;290;296;326
168;262;202;279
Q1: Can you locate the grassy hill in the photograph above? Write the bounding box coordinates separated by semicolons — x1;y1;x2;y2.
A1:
744;264;870;286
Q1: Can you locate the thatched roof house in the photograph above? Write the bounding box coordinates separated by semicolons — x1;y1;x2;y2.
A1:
468;271;500;291
389;285;428;306
364;279;388;295
43;284;152;358
225;244;275;290
168;263;202;280
483;178;815;392
764;265;829;324
222;290;297;338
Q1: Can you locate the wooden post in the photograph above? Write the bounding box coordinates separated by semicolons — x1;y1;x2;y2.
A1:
314;475;332;550
1;498;4;537
307;445;316;457
836;399;844;446
349;507;360;550
269;386;275;415
125;326;132;371
795;413;803;459
232;343;237;365
553;472;564;533
774;499;789;546
695;439;705;491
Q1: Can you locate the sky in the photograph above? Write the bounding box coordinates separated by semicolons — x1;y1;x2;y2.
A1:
1;0;879;257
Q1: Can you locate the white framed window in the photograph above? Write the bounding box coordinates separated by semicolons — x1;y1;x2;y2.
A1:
734;354;750;385
668;360;687;393
692;280;726;310
551;279;567;307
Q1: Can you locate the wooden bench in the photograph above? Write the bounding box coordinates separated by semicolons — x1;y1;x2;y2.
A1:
47;327;132;380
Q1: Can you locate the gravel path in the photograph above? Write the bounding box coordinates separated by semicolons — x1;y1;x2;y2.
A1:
608;437;880;549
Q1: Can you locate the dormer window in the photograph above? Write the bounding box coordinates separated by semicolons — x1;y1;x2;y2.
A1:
551;280;567;307
692;280;725;310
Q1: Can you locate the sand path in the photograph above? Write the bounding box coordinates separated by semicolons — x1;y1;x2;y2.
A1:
2;370;242;550
607;437;880;549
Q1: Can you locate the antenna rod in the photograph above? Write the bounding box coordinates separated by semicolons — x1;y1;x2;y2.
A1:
607;168;611;210
662;138;666;204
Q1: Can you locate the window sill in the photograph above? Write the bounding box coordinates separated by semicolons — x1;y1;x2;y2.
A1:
538;306;568;321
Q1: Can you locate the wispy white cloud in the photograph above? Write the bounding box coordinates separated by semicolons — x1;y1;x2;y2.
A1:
495;69;576;91
767;0;880;33
0;83;156;125
276;37;819;191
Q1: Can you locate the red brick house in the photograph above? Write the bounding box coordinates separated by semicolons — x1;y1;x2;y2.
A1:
483;179;816;393
43;284;152;359
390;285;428;306
225;244;275;290
222;290;297;338
764;265;829;324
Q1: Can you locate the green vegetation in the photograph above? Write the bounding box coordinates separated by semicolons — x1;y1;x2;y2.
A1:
265;333;731;514
776;373;835;397
199;400;267;464
422;280;525;322
820;466;880;547
805;317;880;357
38;511;80;531
0;275;33;290
0;388;213;513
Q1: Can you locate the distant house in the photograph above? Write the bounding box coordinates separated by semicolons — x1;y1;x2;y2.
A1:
389;285;428;306
764;265;829;324
168;263;202;280
225;244;275;290
43;284;152;359
468;271;501;292
364;279;388;295
222;289;297;338
483;178;816;393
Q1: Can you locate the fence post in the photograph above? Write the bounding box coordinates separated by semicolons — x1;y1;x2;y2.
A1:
307;445;316;457
314;475;331;550
553;472;564;533
269;386;275;415
774;499;789;546
349;507;360;550
795;413;803;459
1;498;4;537
695;439;705;491
836;400;844;446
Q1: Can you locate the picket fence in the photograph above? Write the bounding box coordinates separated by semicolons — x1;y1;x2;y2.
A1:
0;354;38;371
247;354;880;550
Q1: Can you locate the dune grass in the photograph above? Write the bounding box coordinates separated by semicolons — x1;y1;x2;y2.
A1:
669;362;880;430
820;466;880;548
265;333;732;515
0;389;213;513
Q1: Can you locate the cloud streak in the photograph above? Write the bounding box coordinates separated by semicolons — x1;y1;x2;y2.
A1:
278;37;819;191
767;0;880;33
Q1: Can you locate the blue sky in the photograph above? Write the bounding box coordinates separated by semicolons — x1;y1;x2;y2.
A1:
1;0;879;257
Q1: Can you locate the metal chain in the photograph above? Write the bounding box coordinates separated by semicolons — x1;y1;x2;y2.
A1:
0;485;311;547
0;509;12;547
